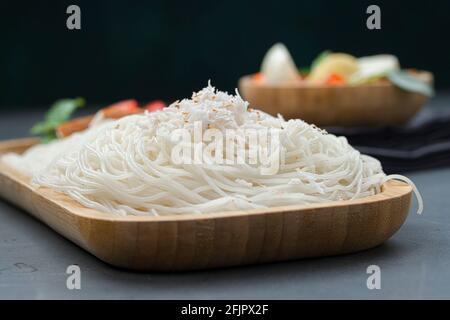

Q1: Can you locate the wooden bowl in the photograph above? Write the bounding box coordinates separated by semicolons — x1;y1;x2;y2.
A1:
238;71;432;127
0;138;413;271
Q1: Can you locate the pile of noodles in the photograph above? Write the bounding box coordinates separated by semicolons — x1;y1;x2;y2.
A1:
1;83;422;216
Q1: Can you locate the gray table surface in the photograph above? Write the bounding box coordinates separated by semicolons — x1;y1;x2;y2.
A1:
0;97;450;300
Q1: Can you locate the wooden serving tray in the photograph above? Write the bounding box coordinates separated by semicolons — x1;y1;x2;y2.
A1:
0;138;413;271
238;71;432;127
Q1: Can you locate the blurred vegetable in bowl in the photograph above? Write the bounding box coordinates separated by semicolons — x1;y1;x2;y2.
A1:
260;43;299;84
253;43;434;97
350;54;400;84
308;52;358;84
387;70;435;97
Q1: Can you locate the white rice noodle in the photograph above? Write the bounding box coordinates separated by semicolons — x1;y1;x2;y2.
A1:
1;83;423;216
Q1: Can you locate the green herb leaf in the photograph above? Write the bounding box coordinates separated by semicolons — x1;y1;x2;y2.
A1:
310;50;331;71
45;97;85;123
39;132;57;144
387;70;434;97
30;121;56;135
30;97;85;142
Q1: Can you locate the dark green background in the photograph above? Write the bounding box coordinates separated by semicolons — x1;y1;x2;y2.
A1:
1;0;450;108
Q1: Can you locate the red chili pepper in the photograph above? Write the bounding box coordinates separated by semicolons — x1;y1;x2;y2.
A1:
57;99;141;138
143;100;166;112
102;99;140;118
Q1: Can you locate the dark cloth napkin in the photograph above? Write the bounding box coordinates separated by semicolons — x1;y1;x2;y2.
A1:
326;107;450;173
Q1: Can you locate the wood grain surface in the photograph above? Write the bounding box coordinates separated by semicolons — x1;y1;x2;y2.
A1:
238;71;432;127
0;138;413;271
